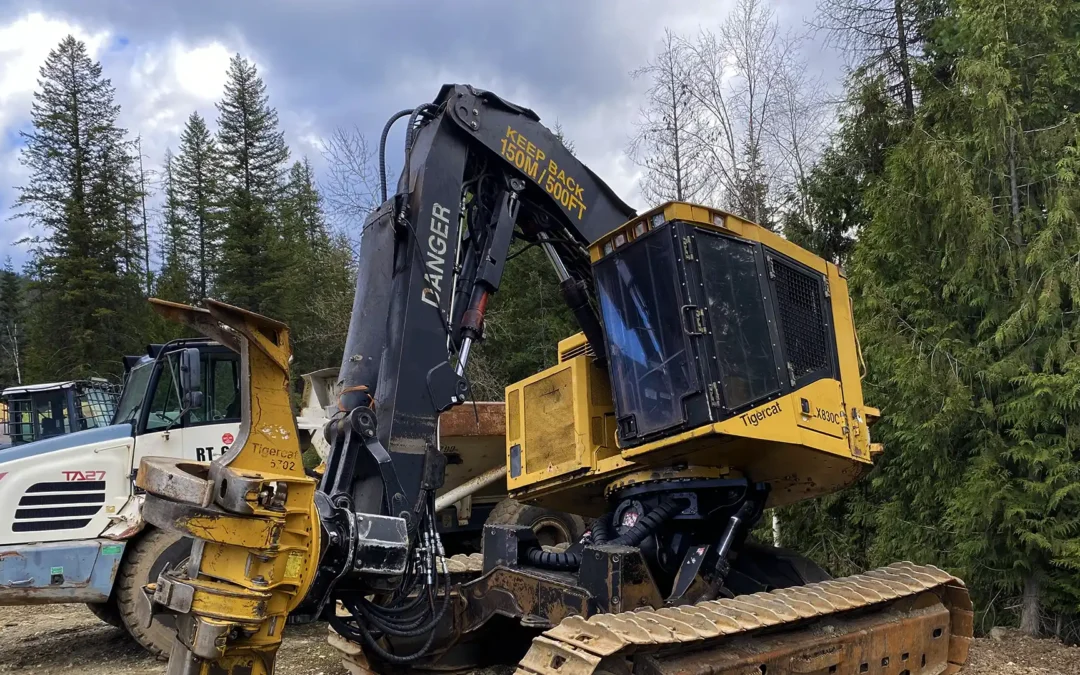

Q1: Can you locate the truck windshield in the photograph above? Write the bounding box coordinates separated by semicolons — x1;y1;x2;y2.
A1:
113;362;154;425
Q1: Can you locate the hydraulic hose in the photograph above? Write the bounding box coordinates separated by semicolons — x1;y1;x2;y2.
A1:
609;498;687;548
525;497;687;571
379;109;413;203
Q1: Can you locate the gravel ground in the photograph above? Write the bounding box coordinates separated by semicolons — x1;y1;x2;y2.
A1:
0;604;1075;675
0;604;346;675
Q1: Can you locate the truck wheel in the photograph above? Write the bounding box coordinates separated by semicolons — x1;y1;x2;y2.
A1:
487;499;587;547
115;528;192;660
85;597;124;629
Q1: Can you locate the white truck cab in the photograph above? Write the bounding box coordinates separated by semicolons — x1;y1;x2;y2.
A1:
0;338;322;657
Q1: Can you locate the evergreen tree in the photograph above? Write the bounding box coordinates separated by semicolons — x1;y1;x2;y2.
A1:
215;54;289;315
852;0;1080;635
14;35;147;380
783;76;899;264
467;243;576;400
0;259;25;386
175;111;223;301
156;150;194;304
279;158;354;377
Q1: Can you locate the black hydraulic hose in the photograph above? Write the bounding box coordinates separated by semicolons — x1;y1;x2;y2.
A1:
591;514;611;545
525;497;687;571
401;104;439;201
609;498;687;548
525;546;581;571
333;557;451;664
379;109;413;202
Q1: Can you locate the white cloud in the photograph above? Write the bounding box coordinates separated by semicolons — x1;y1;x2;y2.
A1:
0;13;110;132
0;12;242;259
173;42;231;101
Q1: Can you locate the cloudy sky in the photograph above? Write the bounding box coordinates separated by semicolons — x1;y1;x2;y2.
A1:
0;0;842;268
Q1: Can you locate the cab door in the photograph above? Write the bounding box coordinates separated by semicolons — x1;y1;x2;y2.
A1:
183;352;241;462
132;350;241;466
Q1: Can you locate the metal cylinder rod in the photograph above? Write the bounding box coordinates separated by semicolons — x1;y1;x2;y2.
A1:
538;232;571;282
435;464;507;512
455;336;473;376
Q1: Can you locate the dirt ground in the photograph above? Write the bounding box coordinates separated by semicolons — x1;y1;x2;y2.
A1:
1;604;1077;675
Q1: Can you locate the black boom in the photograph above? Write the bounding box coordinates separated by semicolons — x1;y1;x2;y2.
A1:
310;85;635;662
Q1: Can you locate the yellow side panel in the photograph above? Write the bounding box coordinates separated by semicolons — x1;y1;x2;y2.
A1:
507;389;521;443
827;269;875;459
794;379;847;440
523;368;576;472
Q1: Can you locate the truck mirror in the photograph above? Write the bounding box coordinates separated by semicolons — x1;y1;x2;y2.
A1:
179;348;204;410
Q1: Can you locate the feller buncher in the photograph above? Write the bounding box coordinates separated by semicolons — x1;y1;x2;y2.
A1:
136;85;973;675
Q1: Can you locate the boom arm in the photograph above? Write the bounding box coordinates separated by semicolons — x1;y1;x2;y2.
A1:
322;84;635;530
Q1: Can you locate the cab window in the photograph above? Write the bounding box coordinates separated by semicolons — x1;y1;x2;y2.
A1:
35;389;70;438
145;354;182;431
208;356;240;422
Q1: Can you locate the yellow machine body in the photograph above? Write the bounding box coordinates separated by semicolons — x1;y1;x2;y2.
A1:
505;202;881;516
136;299;321;675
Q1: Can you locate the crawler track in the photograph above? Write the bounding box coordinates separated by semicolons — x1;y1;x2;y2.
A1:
517;562;972;675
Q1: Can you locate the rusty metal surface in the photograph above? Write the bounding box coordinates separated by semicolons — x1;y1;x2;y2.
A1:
514;563;973;675
139;299;321;675
461;566;590;631
440;403;506;437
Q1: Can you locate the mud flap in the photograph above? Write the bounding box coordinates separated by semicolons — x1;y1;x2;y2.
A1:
0;539;126;604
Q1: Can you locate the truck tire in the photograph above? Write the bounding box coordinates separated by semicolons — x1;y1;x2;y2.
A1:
85;597;124;629
115;528;192;660
487;499;587;547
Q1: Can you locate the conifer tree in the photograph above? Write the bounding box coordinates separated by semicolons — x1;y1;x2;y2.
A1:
14;35;146;380
156;150;194;304
215;54;289;315
279;158;354;375
175;111;223;301
0;259;24;386
852;0;1080;634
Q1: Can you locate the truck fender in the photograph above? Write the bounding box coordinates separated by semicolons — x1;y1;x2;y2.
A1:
101;494;146;541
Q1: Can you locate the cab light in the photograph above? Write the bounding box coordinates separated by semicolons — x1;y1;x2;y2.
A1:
634;221;648;237
603;241;614;256
712;213;726;229
650;213;665;228
614;233;627;248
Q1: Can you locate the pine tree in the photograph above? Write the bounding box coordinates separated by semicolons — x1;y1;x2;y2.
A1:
215;55;289;315
279;158;354;377
156;150;194;304
0;259;25;387
14;35;147;380
174;111;222;301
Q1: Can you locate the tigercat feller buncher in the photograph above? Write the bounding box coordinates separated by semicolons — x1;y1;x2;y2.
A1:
136;85;973;675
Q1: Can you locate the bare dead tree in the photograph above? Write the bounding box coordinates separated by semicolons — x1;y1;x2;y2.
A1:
813;0;919;114
680;0;805;228
768;42;830;224
0;323;21;385
320;126;382;251
629;30;712;205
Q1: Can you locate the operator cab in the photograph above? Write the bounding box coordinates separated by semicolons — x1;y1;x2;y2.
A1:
592;203;837;446
0;379;119;448
115;340;242;463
